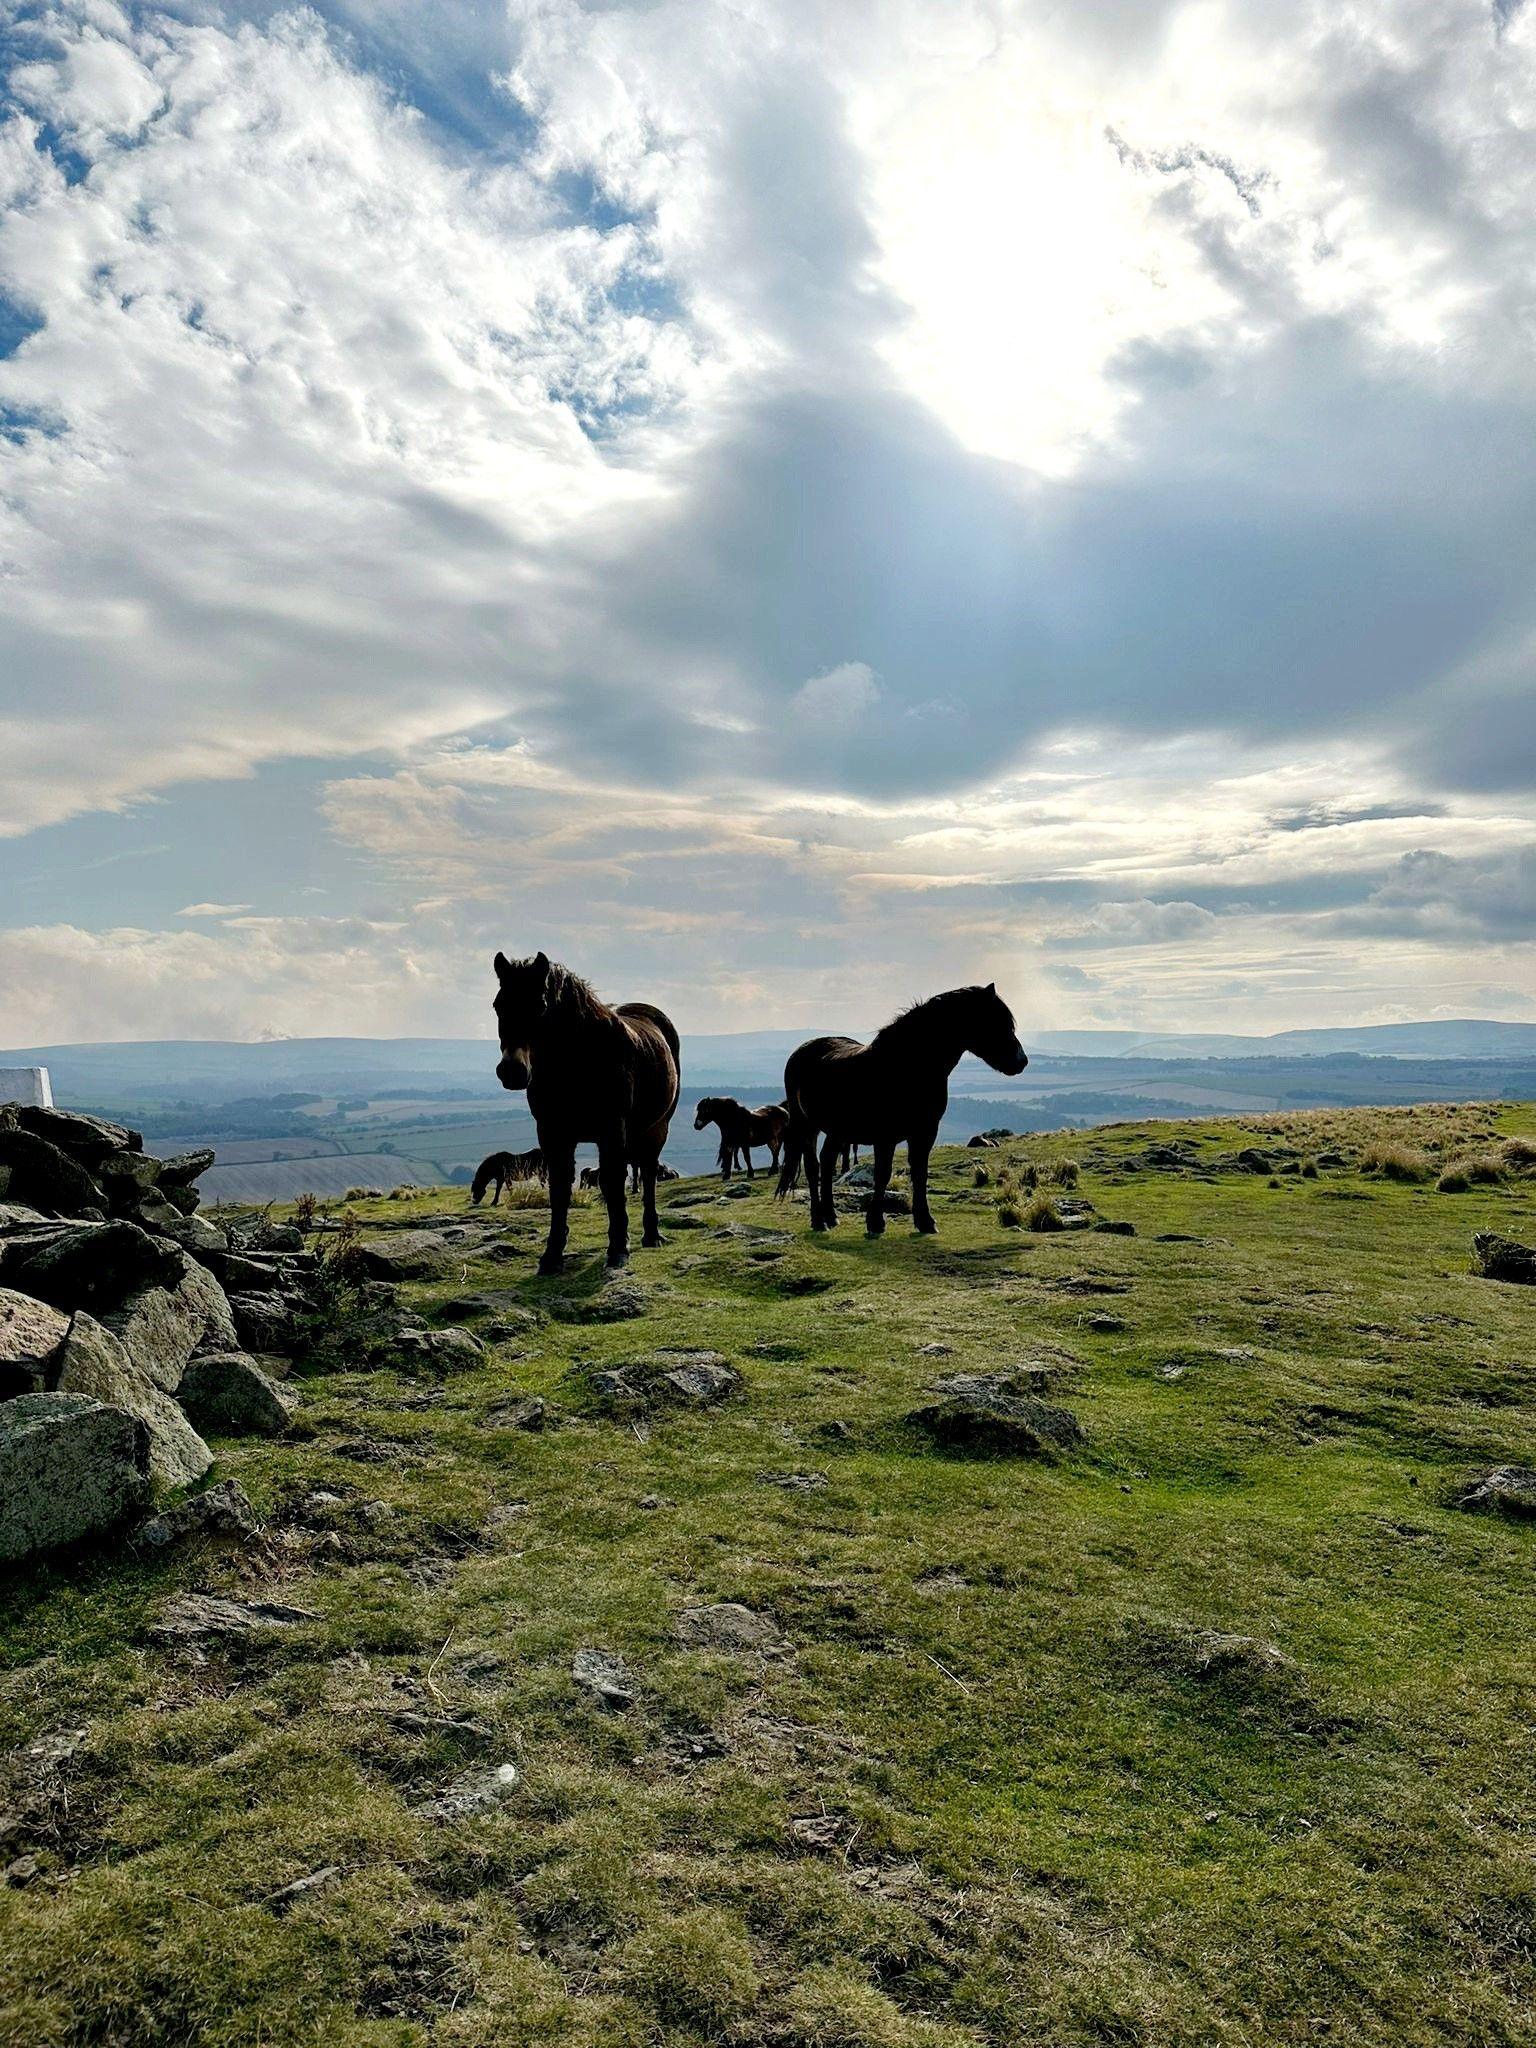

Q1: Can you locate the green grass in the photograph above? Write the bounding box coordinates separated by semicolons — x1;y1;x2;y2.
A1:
4;1101;1536;2045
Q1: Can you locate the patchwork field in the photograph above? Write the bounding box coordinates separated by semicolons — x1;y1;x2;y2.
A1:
4;1102;1536;2046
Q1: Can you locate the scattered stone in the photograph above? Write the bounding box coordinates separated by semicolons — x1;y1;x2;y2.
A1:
149;1591;319;1641
722;1182;754;1199
486;1395;551;1431
1472;1233;1536;1285
658;1357;738;1405
352;1232;454;1281
227;1291;304;1356
133;1479;261;1550
434;1293;543;1326
54;1312;213;1488
756;1470;828;1493
917;1341;953;1356
547;1278;648;1322
414;1762;520;1821
790;1811;859;1853
1451;1466;1536;1518
1092;1219;1137;1236
1317;1151;1348;1168
587;1367;642;1403
0;1392;150;1562
1234;1149;1273;1174
396;1326;484;1371
267;1865;342;1911
908;1392;1083;1458
4;1854;41;1887
178;1351;297;1437
638;1493;668;1510
0;1286;69;1395
1086;1313;1126;1333
571;1646;637;1708
675;1602;786;1653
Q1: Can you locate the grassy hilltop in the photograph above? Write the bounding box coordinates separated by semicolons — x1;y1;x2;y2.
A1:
3;1103;1536;2046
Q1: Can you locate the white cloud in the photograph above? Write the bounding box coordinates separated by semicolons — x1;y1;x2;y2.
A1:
790;661;879;726
176;902;253;918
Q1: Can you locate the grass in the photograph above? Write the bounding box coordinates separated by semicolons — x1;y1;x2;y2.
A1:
3;1101;1536;2045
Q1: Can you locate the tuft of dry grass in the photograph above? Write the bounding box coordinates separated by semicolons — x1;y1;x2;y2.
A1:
1022;1190;1065;1232
1358;1142;1431;1183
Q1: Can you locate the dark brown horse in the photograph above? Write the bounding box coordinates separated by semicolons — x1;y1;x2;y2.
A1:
493;952;680;1274
692;1096;790;1179
777;984;1026;1237
470;1148;545;1204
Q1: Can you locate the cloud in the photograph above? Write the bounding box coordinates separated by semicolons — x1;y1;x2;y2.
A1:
791;662;879;727
176;902;253;918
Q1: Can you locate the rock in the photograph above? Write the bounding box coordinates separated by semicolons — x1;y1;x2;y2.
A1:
155;1148;215;1189
1086;1312;1127;1333
212;1252;294;1293
1472;1233;1536;1285
227;1291;304;1355
908;1393;1083;1457
486;1395;550;1431
177;1352;297;1437
267;1865;341;1910
658;1358;739;1405
0;1287;69;1396
1092;1219;1136;1236
547;1278;648;1322
0;1392;150;1562
133;1479;261;1550
6;1221;182;1315
434;1292;543;1325
415;1762;520;1821
1317;1151;1348;1168
139;1199;226;1255
722;1182;754;1199
571;1647;637;1708
96;1151;164;1210
53;1313;213;1488
1234;1148;1272;1174
351;1231;453;1281
148;1591;318;1641
0;1131;105;1217
106;1255;239;1391
1143;1145;1192;1168
588;1368;641;1402
966;1135;997;1149
396;1326;485;1371
0;1202;48;1233
756;1470;828;1493
1451;1466;1536;1517
13;1105;141;1160
675;1602;786;1652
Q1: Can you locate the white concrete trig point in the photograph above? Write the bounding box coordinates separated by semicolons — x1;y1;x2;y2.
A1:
0;1067;53;1108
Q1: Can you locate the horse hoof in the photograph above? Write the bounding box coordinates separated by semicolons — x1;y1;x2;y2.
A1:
537;1256;564;1278
605;1250;630;1270
914;1220;939;1236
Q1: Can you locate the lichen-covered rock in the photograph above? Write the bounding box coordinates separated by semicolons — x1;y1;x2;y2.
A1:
1452;1465;1536;1517
0;1392;150;1563
3;1220;182;1314
227;1291;304;1355
0;1287;69;1396
177;1352;297;1437
396;1326;484;1372
351;1231;453;1281
53;1312;212;1488
133;1479;261;1550
105;1253;239;1392
13;1105;141;1160
571;1648;636;1708
0;1131;105;1217
675;1603;787;1652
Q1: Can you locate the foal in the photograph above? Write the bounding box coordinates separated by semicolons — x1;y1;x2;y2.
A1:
692;1097;790;1179
777;984;1026;1237
493;951;680;1274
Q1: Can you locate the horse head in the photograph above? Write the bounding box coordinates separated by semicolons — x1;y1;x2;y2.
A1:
492;949;551;1090
964;983;1028;1076
693;1096;725;1131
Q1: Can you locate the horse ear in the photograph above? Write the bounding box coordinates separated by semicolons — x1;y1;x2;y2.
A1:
986;981;996;995
493;951;510;979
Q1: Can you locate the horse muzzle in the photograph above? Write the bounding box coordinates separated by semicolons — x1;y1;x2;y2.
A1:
496;1053;530;1090
693;1112;708;1130
1003;1043;1029;1075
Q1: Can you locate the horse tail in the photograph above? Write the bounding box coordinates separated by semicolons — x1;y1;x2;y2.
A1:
777;1114;813;1199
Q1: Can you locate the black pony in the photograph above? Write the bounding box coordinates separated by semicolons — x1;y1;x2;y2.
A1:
470;1148;545;1205
692;1097;790;1179
493;952;680;1274
777;984;1026;1236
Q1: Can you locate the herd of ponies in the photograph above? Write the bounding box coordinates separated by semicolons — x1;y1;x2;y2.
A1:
487;951;1027;1276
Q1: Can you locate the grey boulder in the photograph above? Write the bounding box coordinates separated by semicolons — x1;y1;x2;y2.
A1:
675;1602;787;1653
352;1231;453;1281
0;1130;106;1216
13;1105;141;1160
134;1479;261;1550
177;1352;297;1437
0;1287;70;1397
4;1221;182;1316
106;1252;239;1392
53;1312;212;1488
0;1392;150;1563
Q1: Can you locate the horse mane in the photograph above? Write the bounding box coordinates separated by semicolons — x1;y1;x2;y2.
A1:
869;985;988;1050
528;958;615;1028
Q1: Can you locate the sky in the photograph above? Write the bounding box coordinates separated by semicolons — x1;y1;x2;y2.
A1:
0;0;1533;1045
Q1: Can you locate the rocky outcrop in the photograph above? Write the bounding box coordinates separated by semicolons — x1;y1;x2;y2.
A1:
0;1287;69;1397
1472;1233;1536;1285
4;1221;183;1315
53;1313;213;1488
0;1393;151;1562
178;1352;297;1437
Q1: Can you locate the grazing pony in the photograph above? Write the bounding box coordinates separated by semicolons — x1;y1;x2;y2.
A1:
493;951;680;1274
693;1097;791;1179
776;984;1026;1237
471;1148;545;1205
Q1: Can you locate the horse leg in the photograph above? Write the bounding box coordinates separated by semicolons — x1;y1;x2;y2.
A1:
866;1137;896;1237
539;1143;574;1275
816;1134;841;1231
598;1138;630;1268
639;1149;664;1249
910;1130;938;1234
745;1143;755;1180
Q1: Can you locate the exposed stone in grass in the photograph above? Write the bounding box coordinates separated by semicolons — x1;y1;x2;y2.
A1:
907;1387;1083;1457
485;1394;551;1431
675;1602;787;1652
0;1392;150;1562
266;1865;342;1911
434;1292;544;1326
1085;1312;1127;1332
133;1479;261;1551
352;1231;455;1281
756;1469;828;1492
396;1325;485;1372
545;1276;649;1322
1472;1233;1536;1285
1450;1466;1536;1517
658;1355;738;1404
178;1351;297;1437
571;1646;637;1708
1093;1219;1137;1236
413;1761;519;1821
149;1591;319;1641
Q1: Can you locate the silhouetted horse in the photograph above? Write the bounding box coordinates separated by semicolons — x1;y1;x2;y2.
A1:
493;951;680;1274
470;1148;545;1205
693;1097;791;1179
777;984;1026;1237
